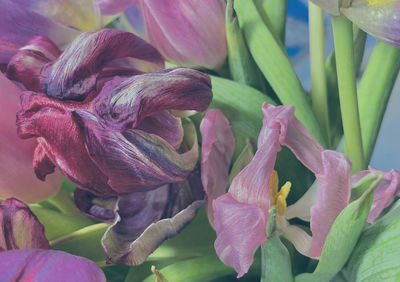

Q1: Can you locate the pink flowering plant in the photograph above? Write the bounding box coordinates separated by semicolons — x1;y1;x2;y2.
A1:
0;0;400;281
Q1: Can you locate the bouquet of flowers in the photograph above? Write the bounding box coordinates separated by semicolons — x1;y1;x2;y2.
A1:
0;0;399;281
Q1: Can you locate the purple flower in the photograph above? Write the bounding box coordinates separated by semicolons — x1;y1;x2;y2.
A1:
0;73;62;203
95;0;228;69
0;198;105;281
0;0;116;64
11;29;212;197
311;0;400;48
201;103;400;277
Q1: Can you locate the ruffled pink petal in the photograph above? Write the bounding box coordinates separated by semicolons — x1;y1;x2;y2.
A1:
7;36;61;92
93;68;212;130
366;168;400;223
308;150;352;258
0;249;105;282
137;0;227;69
41;29;164;101
96;0;136;14
262;103;324;174
0;198;50;251
200;109;235;227
0;74;62;203
213;193;267;278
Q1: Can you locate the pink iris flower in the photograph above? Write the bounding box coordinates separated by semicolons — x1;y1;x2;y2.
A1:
201;103;400;278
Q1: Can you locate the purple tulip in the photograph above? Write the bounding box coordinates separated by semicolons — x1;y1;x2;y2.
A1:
0;73;62;203
201;103;400;278
8;29;212;198
95;0;227;69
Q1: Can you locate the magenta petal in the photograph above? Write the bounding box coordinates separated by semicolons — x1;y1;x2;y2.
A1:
137;0;227;69
0;249;105;282
96;0;136;14
213;193;267;278
93;68;212;130
367;168;400;223
7;36;61;92
200;109;235;227
308;150;352;258
0;198;50;251
73;110;198;193
74;189;117;222
41;29;164;101
262;103;324;174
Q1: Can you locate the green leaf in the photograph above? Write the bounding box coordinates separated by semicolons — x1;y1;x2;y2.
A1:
228;139;254;183
295;172;383;282
261;235;293;282
234;0;326;147
347;199;400;281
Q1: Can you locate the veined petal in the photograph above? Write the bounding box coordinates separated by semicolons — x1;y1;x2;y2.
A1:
74;189;117;222
73;110;198;193
0;249;105;282
365;168;400;223
262;103;324;174
96;0;136;15
93;68;212;130
309;151;352;258
102;171;204;265
7;36;61;92
200;109;235;227
281;223;312;257
41;29;164;101
0;198;50;251
137;0;227;69
213;193;267;278
341;0;400;48
16;93;115;196
0;0;80;52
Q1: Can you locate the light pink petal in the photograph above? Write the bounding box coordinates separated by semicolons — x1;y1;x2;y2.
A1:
0;198;50;251
309;150;352;258
96;0;136;14
137;0;227;69
0;249;105;282
0;74;62;203
200;109;235;227
213;193;267;278
281;223;312;257
367;168;400;223
262;103;324;174
285;180;319;221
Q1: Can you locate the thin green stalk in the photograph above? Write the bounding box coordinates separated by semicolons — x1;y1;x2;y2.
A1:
50;223;109;247
358;42;400;164
257;0;288;43
331;16;365;172
309;3;330;148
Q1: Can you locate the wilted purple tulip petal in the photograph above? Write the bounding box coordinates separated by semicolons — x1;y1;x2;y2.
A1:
0;74;62;203
96;0;136;14
0;40;22;65
73;110;199;193
200;109;235;227
213;193;267;278
74;189;117;222
102;169;205;265
308;151;352;258
0;198;50;251
0;249;105;282
131;0;227;69
41;29;164;101
7;36;61;92
93;68;212;130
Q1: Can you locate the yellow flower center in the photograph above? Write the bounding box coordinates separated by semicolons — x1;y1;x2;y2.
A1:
366;0;391;6
269;170;291;217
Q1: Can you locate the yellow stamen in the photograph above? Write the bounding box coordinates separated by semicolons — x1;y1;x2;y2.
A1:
269;170;279;205
278;181;291;199
366;0;391;6
276;194;287;216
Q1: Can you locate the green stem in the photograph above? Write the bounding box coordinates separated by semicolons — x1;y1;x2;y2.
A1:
258;0;288;43
309;3;330;148
331;16;365;172
358;42;400;164
50;223;109;247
